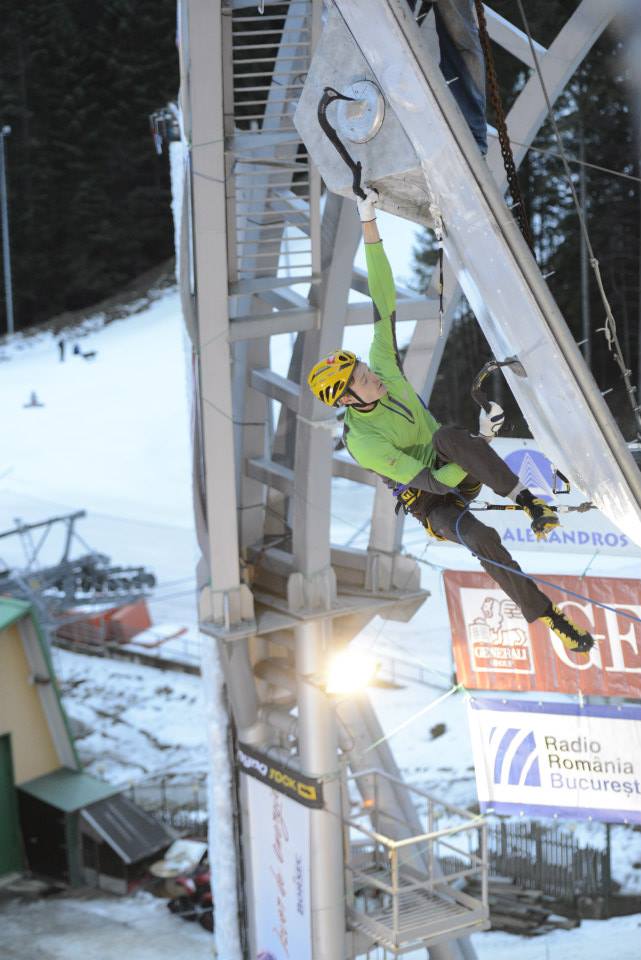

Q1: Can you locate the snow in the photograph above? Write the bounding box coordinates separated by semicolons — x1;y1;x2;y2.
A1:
1;290;193;526
1;889;639;960
201;637;242;960
470;913;641;960
0;892;213;959
55;648;205;784
2;264;641;953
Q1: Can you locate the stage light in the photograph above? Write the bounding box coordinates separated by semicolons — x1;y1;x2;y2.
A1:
325;649;379;695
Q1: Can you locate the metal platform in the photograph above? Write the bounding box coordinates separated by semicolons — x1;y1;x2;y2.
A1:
343;769;489;954
349;884;485;955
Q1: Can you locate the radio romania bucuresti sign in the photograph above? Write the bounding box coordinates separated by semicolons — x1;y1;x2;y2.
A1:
467;698;641;824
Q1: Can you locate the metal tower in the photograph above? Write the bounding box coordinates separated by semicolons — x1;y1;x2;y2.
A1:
177;2;623;957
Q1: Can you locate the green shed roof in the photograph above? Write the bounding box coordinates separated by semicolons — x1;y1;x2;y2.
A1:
18;767;120;813
0;596;31;631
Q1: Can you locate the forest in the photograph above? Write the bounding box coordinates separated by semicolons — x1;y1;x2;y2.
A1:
0;1;639;439
0;0;178;327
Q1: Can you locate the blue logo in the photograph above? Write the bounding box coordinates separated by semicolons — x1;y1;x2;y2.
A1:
489;726;541;787
504;448;555;503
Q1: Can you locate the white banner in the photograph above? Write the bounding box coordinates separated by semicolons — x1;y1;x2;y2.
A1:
480;439;640;557
467;698;641;824
246;775;312;960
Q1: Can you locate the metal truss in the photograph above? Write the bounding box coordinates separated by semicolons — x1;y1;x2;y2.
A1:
178;2;621;958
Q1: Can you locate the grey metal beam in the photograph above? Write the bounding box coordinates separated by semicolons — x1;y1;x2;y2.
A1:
332;453;376;486
250;368;301;410
334;0;641;540
347;294;439;326
488;0;617;180
229;306;318;340
228;295;438;339
247;456;295;495
484;4;547;67
292;194;362;579
296;620;345;960
255;286;310;312
186;0;252;630
229;273;318;295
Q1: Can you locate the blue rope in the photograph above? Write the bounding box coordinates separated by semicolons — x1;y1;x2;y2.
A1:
453;501;641;627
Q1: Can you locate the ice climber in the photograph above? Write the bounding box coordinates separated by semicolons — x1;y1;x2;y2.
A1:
307;190;595;655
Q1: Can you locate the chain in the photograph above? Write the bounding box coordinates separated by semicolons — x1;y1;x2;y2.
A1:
474;0;534;251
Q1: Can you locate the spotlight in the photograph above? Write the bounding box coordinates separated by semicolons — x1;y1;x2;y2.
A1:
325;649;379;695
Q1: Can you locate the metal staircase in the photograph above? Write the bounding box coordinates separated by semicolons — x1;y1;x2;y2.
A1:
177;1;622;957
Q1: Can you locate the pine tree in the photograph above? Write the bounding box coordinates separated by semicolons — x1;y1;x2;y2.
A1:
0;0;178;330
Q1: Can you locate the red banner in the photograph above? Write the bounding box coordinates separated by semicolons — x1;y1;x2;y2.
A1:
444;571;641;697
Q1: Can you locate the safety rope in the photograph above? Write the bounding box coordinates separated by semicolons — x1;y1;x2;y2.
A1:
453;502;641;627
473;0;534;251
360;683;463;756
515;0;641;441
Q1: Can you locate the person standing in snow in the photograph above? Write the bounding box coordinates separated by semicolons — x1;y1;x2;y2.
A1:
306;189;595;655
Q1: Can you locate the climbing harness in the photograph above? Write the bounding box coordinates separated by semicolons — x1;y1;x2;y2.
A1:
317;87;367;200
473;0;534;251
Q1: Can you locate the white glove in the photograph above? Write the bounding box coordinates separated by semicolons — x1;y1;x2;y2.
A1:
478;401;505;438
356;186;379;222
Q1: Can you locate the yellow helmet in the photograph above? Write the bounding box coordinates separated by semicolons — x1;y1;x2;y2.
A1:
307;350;357;407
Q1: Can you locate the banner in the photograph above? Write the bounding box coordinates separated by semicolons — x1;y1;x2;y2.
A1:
468;698;641;824
245;775;312;960
444;570;641;697
477;439;640;557
238;742;324;809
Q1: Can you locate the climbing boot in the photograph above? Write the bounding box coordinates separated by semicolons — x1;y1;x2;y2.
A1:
540;604;595;654
516;489;560;540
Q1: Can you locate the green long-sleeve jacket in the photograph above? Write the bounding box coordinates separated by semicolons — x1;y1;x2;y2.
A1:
343;241;466;489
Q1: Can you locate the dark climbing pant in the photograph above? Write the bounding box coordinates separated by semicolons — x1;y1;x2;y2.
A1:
410;426;551;623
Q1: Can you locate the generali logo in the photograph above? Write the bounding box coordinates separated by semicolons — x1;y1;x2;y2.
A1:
461;588;535;675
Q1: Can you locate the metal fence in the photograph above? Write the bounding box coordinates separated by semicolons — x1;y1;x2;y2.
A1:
128;774;208;839
486;821;610;902
127;776;610;905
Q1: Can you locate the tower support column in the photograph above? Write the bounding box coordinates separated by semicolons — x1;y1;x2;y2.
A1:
295;619;345;960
